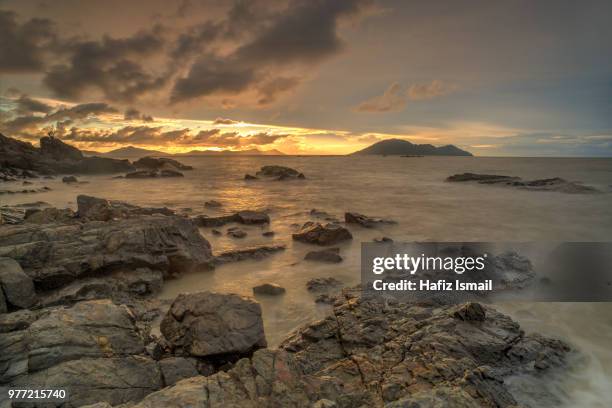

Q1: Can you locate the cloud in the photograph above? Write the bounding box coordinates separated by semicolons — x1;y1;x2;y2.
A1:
124;108;154;122
407;80;458;101
0;10;57;73
257;76;301;105
15;95;53;115
355;82;407;113
213;117;240;125
43;27;168;102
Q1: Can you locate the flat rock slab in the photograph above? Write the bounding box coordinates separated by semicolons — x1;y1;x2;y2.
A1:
292;222;352;246
447;173;600;194
160;292;267;358
345;212;396;228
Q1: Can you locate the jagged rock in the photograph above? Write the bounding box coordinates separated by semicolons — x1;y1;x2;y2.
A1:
0;258;37;309
292;222;352;246
213;245;286;265
204;200;222;208
76;194;175;221
453;302;487;321
305;247;343;263
447;173;600;194
0;206;26;225
306;277;343;292
227;227;247;238
24;207;75;224
0;214;212;290
262;230;275;237
0;299;163;406
134;157;193;171
244;174;258;180
253;283;286;296
194;210;270;227
160;292;267;358
345;212;396;228
159;357;199;386
255;165;305;180
62;175;78;183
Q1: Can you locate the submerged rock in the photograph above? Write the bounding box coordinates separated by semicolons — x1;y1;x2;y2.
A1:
160;292;267;358
447;173;600;194
304;247;343;263
213;245;285;265
244;174;258;180
345;212;397;228
253;165;305;180
194;210;270;227
125;169;185;178
292;222;352;246
253;283;286;296
62;175;78;183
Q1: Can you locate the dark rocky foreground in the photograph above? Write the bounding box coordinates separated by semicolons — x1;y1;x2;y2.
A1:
0;195;574;407
447;172;601;194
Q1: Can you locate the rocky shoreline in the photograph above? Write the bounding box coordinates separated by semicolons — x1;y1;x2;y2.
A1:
0;134;576;407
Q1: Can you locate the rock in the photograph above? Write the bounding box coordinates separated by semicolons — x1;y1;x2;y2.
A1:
160;169;184;177
0;300;163;406
0;258;37;309
125;170;159;178
345;212;396;228
374;236;393;243
262;230;275;237
453;302;487;321
62;175;78;183
160;292;267;357
306;277;343;292
305;247;343;263
211;228;222;235
0;213;213;290
213;245;286;265
447;173;600;194
255;165;305;180
310;208;339;222
227;227;247;238
204;200;222;208
40;136;83;161
134;157;193;171
24;207;75;224
253;283;286;296
244;174;258;180
314;293;337;304
292;222;352;246
194;210;270;227
77;194;113;221
0;284;7;313
160;357;199;386
0;206;26;225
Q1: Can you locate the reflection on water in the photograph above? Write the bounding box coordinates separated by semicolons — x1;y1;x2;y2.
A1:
2;156;611;406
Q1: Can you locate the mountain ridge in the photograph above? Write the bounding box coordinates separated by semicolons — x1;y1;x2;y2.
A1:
351;138;473;156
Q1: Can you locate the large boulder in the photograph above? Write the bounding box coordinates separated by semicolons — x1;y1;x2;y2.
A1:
0;214;213;290
134;157;193;171
292;222;352;246
77;195;113;221
0;258;37;309
160;292;267;358
0;300;163;406
254;165;305;180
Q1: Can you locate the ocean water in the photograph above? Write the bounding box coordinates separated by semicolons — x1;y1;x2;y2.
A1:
2;155;612;406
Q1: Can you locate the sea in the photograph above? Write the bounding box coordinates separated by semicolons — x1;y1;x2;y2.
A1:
2;155;611;406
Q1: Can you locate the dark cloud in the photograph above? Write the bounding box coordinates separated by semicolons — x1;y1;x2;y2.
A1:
257;76;301;105
43;28;168;102
212;117;240;125
15;95;53;114
0;10;57;73
124;108;154;122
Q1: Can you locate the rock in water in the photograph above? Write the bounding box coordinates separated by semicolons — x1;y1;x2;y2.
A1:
254;165;305;180
345;212;396;228
160;169;184;177
306;277;343;292
194;210;270;227
227;227;247;238
0;258;37;309
62;175;78;183
292;222;352;246
253;283;286;296
160;292;267;357
204;200;222;208
133;157;193;171
213;245;285;265
447;173;600;194
304;247;343;263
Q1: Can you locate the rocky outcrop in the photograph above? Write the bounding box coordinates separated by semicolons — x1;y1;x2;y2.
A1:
292;222;353;246
0;213;213;292
306;277;343;292
227;227;247;238
0;300;163;406
133;156;193;171
252;165;305;180
213;245;285;265
305;247;343;263
77;194;174;221
345;212;396;228
62;175;78;183
126;297;569;408
204;200;222;208
160;292;267;358
125;169;184;178
194;210;270;227
0;133;135;175
253;283;286;296
447;173;600;193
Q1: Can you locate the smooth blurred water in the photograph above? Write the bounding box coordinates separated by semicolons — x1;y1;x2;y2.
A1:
2;155;611;406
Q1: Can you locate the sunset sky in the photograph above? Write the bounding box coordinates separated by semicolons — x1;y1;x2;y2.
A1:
1;0;611;156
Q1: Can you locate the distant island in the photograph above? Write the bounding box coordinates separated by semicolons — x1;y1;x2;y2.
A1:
84;146;285;158
351;138;473;156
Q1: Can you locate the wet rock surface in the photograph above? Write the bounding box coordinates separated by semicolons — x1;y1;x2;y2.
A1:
305;247;343;263
447;172;600;193
252;165;305;180
213;244;285;265
133;156;193;171
345;212;397;228
253;283;286;296
194;210;270;227
293;221;353;246
160;292;267;358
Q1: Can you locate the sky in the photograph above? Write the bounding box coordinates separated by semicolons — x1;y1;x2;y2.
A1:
0;0;611;156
